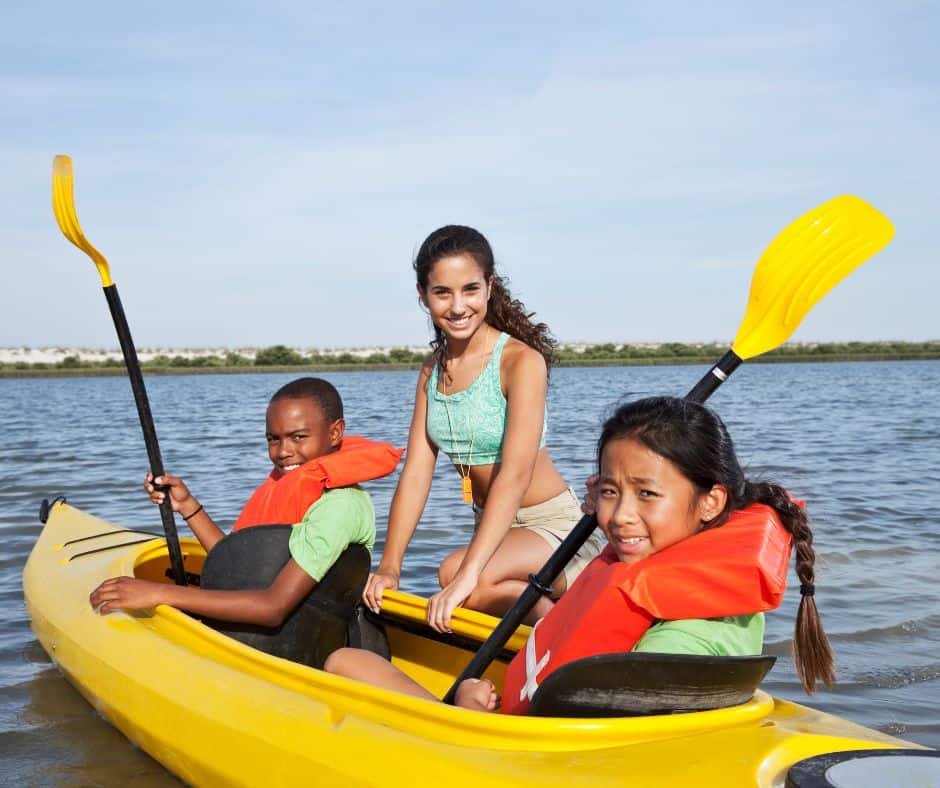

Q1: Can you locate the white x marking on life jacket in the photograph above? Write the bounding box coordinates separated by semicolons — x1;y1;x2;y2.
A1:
520;617;550;702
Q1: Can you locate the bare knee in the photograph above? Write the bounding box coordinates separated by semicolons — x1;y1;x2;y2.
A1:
438;552;463;588
324;647;356;676
325;647;386;680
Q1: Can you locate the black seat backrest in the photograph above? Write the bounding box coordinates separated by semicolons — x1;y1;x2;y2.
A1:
199;524;370;669
528;652;776;718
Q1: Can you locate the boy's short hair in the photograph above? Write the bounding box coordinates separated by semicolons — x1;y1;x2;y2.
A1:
270;377;344;422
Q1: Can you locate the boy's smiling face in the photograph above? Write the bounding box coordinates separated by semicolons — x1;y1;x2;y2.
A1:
265;397;344;478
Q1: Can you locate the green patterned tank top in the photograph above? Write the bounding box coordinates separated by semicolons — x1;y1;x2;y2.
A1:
426;332;547;465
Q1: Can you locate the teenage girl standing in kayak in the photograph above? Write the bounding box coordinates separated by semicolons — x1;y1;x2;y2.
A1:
363;225;606;631
331;396;834;712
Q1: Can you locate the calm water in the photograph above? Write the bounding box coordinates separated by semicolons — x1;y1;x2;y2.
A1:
1;361;939;784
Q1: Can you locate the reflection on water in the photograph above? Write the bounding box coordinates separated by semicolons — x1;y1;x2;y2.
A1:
2;361;939;781
0;644;178;785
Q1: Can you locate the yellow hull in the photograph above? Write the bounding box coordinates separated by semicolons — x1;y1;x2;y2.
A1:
23;502;919;787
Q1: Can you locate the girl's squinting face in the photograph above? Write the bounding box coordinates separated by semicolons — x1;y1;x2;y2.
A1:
419;254;491;342
596;437;714;565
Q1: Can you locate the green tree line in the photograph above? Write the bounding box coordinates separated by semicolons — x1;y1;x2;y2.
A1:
2;341;937;373
0;345;429;371
554;341;940;364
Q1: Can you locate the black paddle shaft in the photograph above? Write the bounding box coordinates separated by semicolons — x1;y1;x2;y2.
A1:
685;350;742;404
103;284;187;586
442;347;744;703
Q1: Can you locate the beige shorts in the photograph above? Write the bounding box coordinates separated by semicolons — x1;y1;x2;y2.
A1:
474;486;608;590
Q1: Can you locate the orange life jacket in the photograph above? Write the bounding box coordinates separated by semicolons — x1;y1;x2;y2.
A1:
501;504;792;715
231;435;403;531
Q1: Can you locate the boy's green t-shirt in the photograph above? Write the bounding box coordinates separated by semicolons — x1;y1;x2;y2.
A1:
632;613;765;656
287;486;376;582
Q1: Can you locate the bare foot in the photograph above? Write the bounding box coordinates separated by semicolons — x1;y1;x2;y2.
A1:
455;678;501;712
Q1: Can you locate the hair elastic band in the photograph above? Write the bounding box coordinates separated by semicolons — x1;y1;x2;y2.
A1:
799;583;815;597
183;504;203;521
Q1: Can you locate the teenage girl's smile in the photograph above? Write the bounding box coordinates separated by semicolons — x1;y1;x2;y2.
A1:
445;314;472;332
419;254;492;346
265;398;343;479
595;437;725;565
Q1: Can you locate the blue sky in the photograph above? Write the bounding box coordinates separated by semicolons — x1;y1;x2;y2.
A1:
2;1;937;349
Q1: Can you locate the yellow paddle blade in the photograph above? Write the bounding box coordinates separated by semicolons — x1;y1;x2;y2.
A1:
731;195;894;360
51;155;113;287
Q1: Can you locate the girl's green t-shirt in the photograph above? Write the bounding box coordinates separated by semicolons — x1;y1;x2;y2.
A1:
632;613;765;656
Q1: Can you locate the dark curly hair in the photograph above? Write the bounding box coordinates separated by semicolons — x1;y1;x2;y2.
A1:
413;225;555;369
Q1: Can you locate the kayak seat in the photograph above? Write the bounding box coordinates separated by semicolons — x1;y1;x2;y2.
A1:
346;606;392;660
198;524;370;670
527;652;775;718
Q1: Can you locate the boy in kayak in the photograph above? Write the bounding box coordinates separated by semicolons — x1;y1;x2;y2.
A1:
90;377;402;627
325;396;834;713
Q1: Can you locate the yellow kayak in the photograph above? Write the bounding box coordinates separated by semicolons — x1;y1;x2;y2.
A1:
23;501;929;787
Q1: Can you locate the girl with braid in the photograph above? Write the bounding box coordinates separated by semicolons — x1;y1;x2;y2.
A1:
363;226;606;632
572;396;834;696
330;396;833;710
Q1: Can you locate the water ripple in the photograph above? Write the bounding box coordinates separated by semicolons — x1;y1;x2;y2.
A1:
1;360;939;776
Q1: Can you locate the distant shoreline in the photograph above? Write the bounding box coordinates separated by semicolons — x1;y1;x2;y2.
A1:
1;341;937;379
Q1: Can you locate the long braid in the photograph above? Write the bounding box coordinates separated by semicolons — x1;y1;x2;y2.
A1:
739;480;835;692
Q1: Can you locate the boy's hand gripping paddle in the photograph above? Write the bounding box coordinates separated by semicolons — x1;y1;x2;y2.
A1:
443;194;894;703
51;155;187;586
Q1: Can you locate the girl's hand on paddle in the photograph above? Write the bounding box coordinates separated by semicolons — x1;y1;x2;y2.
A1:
428;571;477;633
144;471;194;513
454;678;501;712
581;474;599;516
363;569;399;614
89;576;164;614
